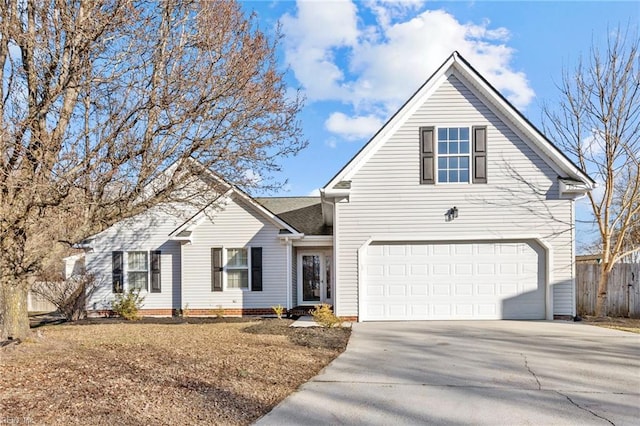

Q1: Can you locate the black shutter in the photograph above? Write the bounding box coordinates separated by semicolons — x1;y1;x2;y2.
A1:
211;248;223;292
150;250;161;293
251;247;262;292
473;126;487;184
420;127;435;184
112;251;123;293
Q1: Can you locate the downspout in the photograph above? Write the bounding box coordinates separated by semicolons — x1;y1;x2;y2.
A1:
285;237;292;312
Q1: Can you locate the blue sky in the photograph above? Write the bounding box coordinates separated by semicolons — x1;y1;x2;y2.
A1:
240;0;639;250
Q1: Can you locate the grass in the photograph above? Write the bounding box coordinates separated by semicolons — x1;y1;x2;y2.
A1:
1;318;350;425
582;316;640;334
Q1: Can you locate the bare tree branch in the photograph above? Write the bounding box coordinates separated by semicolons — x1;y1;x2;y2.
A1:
543;25;640;316
0;0;306;340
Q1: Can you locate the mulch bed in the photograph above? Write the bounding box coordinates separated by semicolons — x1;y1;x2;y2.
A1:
581;316;640;333
1;318;351;425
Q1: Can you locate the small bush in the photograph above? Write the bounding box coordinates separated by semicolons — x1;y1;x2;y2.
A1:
311;304;342;328
111;288;145;320
272;304;285;320
213;305;225;318
181;303;191;318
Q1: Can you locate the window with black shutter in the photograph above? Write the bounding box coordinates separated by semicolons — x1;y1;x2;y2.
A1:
112;251;123;293
420;127;435;184
251;247;263;292
472;126;487;184
421;126;488;184
211;248;223;292
150;250;161;293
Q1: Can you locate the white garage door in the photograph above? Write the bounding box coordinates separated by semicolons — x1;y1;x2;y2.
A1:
362;241;544;321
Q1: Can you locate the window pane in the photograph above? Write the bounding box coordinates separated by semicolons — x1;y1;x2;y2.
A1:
227;248;247;267
460;157;469;168
128;271;148;291
438;141;448;154
449;141;458;154
449;157;458;168
128;252;147;271
460;141;470;154
450;128;458;140
438;170;448;183
438;128;447;140
227;270;248;289
460;169;469;183
438;157;447;169
449;170;457;182
460;128;469;140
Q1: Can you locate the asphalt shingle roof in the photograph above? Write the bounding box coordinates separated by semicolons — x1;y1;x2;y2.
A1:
255;197;332;236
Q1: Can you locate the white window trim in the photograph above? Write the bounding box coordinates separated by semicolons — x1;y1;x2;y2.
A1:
223;246;252;291
435;126;472;185
125;251;150;293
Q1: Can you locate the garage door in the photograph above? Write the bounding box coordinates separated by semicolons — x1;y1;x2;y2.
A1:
362;241;544;321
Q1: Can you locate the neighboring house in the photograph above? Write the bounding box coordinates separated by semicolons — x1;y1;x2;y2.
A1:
83;52;593;321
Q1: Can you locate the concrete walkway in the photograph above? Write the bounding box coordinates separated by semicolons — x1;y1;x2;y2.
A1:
256;321;640;425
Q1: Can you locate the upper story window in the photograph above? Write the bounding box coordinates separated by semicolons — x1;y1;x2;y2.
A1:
420;126;487;185
437;127;470;183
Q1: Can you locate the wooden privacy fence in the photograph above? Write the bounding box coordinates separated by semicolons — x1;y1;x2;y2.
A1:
576;263;640;317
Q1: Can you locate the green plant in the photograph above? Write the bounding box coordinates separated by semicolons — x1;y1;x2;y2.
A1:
213;305;225;318
272;304;285;320
311;304;342;328
111;288;145;320
181;303;191;318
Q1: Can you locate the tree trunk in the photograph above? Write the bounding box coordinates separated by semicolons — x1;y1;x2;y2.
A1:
595;265;609;317
0;280;30;340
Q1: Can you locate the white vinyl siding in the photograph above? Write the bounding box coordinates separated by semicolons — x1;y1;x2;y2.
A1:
334;72;574;319
182;195;288;310
85;204;185;311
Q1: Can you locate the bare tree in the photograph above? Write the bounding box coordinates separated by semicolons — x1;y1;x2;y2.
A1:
544;27;640;317
0;0;306;340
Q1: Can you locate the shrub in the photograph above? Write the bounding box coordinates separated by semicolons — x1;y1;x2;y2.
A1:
180;303;191;318
31;273;100;321
272;304;285;320
311;304;342;328
213;305;225;318
111;288;145;320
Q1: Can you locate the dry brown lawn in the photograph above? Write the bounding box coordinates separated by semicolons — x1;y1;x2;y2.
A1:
0;318;350;425
583;316;640;333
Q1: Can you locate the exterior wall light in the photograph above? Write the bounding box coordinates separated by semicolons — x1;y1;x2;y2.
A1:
445;206;458;222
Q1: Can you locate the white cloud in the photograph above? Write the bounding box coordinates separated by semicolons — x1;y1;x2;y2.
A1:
281;0;359;100
243;169;262;185
307;188;321;196
281;1;535;141
325;112;383;140
325;137;338;149
582;130;606;157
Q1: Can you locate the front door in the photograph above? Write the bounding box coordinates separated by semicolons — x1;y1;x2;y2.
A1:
299;252;332;305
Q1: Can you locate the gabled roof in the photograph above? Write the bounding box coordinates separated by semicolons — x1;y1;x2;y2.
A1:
168;163;303;238
256;197;332;236
323;51;594;194
169;188;302;238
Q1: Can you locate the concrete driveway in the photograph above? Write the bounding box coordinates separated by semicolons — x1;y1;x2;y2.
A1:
256;321;640;425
